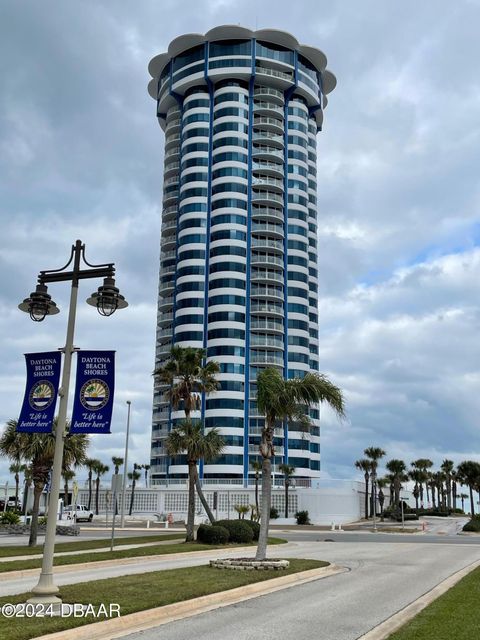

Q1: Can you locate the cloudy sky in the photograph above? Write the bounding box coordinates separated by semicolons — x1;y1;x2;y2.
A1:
1;0;479;486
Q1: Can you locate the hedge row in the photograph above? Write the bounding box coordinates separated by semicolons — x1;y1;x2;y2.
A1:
197;519;260;545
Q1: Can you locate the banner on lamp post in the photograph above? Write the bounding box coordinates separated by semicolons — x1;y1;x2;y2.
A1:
17;352;61;433
70;351;115;434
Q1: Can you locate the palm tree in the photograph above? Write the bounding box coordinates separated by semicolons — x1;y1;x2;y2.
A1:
255;368;345;561
165;421;225;541
411;459;433;506
9;461;24;509
278;463;296;518
128;466;141;516
355;459;372;519
154;346;221;521
251;460;262;514
364;447;386;518
22;464;32;515
84;458;99;510
377;477;389;520
93;461;109;516
62;469;75;505
385;459;407;509
440;459;454;510
111;456;124;474
457;461;480;515
0;419;88;546
142;464;151;488
409;469;424;510
459;493;468;512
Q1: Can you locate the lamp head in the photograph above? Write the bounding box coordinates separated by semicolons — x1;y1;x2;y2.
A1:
87;277;128;317
18;283;59;322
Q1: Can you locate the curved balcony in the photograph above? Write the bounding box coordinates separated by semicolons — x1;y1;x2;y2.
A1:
251;206;284;223
164;147;180;162
252;222;284;237
251;237;283;252
162;207;177;223
164;161;180;178
250;334;284;349
253;101;284;117
162;192;178;208
251;190;283;206
250;318;284;333
252;161;283;178
252;145;284;161
253;86;284;104
160;248;176;261
251;269;284;284
158;296;174;312
253;130;284;148
165;134;181;150
157;325;173;342
161;219;177;234
251;284;284;301
254;116;284;135
250;253;284;268
252;176;283;192
160;262;176;276
164;174;179;187
158;279;175;297
161;233;177;250
250;301;284;317
249;350;284;366
165;118;181;135
158;311;173;325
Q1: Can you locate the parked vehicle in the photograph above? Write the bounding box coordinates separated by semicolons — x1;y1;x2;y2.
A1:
0;497;21;510
63;505;94;522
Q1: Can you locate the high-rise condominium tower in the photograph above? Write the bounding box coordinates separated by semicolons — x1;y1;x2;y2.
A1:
147;26;335;488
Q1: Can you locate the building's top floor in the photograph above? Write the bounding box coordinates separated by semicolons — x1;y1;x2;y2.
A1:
147;26;336;131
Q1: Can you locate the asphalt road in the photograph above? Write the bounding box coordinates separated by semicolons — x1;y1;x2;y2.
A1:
122;539;480;640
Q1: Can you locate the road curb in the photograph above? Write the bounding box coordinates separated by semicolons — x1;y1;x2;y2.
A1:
32;564;344;640
357;558;480;640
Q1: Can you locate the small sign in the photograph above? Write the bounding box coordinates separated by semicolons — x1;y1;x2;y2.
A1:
70;351;115;434
17;352;61;433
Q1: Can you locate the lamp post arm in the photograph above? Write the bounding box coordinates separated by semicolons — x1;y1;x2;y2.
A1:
29;262;79;603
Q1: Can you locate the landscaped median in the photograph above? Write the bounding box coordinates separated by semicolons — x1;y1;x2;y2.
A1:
0;537;286;574
0;559;334;640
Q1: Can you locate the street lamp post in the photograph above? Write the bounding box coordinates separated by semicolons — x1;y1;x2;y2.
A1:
19;240;127;606
120;400;131;529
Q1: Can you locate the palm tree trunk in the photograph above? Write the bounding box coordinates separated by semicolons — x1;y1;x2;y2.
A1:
14;473;20;506
365;474;369;518
193;467;215;524
426;482;430;504
129;478;136;516
419;483;424;507
95;477;100;515
431;485;436;509
64;480;69;505
452;482;457;511
469;486;475;515
29;484;43;547
186;462;196;542
284;481;289;518
255;455;272;561
255;474;259;513
87;471;93;510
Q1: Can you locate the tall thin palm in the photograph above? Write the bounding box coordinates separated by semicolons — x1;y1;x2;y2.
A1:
143;464;150;488
0;419;88;546
166;420;225;541
440;459;454;510
92;461;109;516
84;458;99;511
457;461;480;515
411;459;433;506
128;466;141;516
62;469;75;505
385;459;407;508
278;463;295;518
9;461;24;508
155;346;221;523
111;456;124;474
355;459;372;519
364;447;386;518
255;368;345;561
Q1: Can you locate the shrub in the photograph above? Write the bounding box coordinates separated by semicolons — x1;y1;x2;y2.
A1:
38;516;48;526
216;519;254;543
463;515;480;532
295;510;311;525
243;519;260;540
0;511;21;525
270;506;279;519
196;524;230;544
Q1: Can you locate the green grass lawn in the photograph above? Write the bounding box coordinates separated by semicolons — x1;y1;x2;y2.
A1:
388;566;480;640
0;558;326;640
0;537;286;573
0;533;184;558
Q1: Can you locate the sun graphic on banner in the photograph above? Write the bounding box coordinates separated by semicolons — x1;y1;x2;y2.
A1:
29;381;55;411
80;379;110;411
